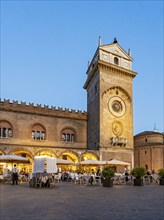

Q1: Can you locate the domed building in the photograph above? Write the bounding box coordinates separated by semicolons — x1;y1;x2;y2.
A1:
134;131;164;172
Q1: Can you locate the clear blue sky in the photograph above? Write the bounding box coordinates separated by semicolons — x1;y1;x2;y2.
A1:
1;0;163;135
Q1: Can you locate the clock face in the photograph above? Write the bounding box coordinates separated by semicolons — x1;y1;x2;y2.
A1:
108;96;126;117
112;101;122;112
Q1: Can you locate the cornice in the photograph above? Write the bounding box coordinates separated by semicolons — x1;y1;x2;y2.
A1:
100;147;134;152
98;60;137;78
83;60;137;89
0;143;87;150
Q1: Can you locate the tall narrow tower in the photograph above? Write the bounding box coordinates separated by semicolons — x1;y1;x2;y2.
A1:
84;38;137;164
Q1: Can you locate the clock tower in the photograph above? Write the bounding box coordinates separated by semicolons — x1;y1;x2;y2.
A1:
84;38;137;166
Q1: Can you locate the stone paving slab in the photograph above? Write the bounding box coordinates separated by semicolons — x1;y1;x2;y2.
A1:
0;182;164;220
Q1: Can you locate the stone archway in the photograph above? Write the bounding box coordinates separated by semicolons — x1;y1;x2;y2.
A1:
9;148;34;161
34;149;57;158
0;149;6;173
8;148;34;173
58;150;78;163
0;149;6;156
81;151;99;161
57;150;78;171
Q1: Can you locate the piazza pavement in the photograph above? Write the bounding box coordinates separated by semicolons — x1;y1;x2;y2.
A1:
0;182;164;220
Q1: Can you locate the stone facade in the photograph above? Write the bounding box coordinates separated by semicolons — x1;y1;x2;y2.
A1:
84;39;137;165
134;131;164;172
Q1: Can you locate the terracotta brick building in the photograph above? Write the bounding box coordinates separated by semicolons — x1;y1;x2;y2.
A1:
134;131;164;172
0;100;93;172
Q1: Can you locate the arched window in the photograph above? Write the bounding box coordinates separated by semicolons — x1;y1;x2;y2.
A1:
145;164;148;170
61;128;76;142
0;121;13;138
114;57;119;65
31;124;46;140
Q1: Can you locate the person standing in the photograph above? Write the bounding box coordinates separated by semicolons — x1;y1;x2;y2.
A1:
12;164;19;185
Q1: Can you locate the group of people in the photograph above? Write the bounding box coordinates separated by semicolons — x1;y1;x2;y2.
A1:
7;165;160;186
88;169;101;185
60;169;102;185
145;170;159;183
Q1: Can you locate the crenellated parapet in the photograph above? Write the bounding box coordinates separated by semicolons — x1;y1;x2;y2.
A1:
0;99;87;120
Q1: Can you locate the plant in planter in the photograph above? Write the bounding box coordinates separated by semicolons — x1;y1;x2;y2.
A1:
131;167;146;186
158;168;164;185
102;166;115;187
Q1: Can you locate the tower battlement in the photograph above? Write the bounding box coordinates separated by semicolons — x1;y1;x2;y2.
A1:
0;99;87;120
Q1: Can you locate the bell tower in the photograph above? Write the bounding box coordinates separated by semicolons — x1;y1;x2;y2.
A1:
84;38;137;164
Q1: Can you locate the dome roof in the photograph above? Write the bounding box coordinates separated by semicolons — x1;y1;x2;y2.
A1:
134;131;163;138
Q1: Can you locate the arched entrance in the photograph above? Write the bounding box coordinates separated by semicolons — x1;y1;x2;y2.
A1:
81;152;99;161
79;152;100;172
0;150;5;173
7;148;33;174
58;151;78;171
0;150;5;156
34;149;57;158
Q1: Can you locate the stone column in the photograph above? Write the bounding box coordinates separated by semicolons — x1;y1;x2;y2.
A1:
131;152;134;169
5;128;9;137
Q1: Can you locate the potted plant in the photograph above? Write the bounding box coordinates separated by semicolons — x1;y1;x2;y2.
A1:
158;168;164;185
131;167;146;186
102;166;115;187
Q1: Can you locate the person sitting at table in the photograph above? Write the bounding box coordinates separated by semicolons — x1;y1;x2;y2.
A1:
41;175;50;187
61;171;66;181
70;170;76;181
96;169;101;176
88;169;95;185
125;172;129;182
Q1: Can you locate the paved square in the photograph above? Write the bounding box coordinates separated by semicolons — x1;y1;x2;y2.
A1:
1;182;164;220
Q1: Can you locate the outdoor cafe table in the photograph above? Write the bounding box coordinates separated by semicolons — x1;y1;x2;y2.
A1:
78;174;101;185
29;173;55;188
82;174;91;185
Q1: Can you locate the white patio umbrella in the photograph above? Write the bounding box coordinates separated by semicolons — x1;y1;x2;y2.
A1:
106;159;130;166
55;158;75;165
0;154;30;164
78;159;106;166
